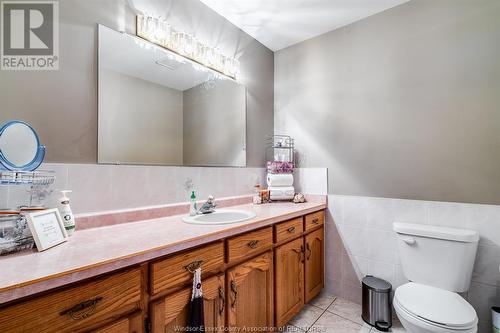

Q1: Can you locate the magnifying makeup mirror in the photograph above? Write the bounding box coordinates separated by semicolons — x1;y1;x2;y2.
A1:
0;121;45;171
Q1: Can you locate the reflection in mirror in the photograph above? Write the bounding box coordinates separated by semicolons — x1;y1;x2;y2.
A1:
0;121;42;170
98;25;246;167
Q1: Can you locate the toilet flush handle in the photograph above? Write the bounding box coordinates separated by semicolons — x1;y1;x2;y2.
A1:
401;236;416;245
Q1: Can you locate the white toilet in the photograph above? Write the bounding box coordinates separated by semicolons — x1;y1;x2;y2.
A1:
393;223;479;333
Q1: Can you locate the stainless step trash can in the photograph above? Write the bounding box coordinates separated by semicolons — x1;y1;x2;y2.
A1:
362;275;392;331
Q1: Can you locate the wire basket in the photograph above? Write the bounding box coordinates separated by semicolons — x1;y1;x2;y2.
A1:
0;214;34;256
266;135;295;162
0;170;55;186
266;135;295;173
0;170;56;208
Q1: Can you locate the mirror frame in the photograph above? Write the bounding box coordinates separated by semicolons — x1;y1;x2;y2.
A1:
0;120;46;171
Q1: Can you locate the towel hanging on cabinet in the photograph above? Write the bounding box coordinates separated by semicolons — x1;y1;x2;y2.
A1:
187;268;205;332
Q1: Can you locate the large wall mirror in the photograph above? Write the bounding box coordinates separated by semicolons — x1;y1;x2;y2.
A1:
98;25;246;167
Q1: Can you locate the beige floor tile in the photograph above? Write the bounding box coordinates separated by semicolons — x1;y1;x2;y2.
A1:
311;311;369;333
326;297;364;325
310;290;337;310
288;304;325;331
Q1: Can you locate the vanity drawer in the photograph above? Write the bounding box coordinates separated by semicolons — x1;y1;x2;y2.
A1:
0;268;142;333
151;241;224;296
275;217;304;243
227;227;273;263
305;210;324;231
93;318;130;333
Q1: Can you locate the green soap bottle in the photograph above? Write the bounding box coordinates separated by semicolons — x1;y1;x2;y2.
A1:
189;191;197;216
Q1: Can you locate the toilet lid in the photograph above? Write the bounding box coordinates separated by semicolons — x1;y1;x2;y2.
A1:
395;283;477;328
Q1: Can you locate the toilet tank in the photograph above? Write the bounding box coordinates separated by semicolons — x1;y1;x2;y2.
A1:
394;223;479;292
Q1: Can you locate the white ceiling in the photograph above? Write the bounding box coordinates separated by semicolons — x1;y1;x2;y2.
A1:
199;0;409;51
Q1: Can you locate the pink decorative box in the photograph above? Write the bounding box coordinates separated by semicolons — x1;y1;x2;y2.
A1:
267;161;294;174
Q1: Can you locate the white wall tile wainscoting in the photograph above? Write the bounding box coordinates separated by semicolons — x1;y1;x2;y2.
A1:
326;194;500;333
1;163;266;214
1;165;327;215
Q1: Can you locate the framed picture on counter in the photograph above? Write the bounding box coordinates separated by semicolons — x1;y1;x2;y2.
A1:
26;208;68;251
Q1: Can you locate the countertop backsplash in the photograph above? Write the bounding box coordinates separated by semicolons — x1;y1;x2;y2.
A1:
1;164;328;215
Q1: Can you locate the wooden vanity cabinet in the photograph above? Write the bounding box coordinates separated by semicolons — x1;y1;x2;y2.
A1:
150;242;224;297
227;227;273;264
304;211;324;231
274;237;305;327
0;268;142;333
304;227;324;303
92;313;143;333
0;209;325;333
274;211;325;327
150;274;225;333
93;319;130;333
274;217;303;243
226;251;274;331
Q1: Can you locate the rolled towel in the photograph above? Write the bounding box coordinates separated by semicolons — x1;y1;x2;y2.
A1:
269;186;295;197
267;173;294;187
270;194;295;201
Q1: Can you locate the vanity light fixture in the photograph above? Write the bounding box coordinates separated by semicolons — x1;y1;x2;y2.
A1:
136;14;240;80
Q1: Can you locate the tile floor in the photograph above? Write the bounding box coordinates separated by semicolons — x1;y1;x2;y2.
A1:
286;291;407;333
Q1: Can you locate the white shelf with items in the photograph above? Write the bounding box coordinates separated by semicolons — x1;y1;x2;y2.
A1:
265;135;295;163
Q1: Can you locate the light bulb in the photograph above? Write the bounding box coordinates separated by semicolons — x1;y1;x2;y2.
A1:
135;14;239;78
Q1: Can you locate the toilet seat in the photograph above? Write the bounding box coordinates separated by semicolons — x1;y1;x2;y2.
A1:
394;283;477;330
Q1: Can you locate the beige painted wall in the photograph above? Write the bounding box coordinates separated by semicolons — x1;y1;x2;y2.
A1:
183;80;246;166
98;69;183;165
275;0;500;204
0;0;274;167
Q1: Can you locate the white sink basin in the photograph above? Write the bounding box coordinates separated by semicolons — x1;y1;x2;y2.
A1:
182;209;256;225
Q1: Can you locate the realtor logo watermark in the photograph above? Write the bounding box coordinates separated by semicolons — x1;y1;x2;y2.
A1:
1;0;59;70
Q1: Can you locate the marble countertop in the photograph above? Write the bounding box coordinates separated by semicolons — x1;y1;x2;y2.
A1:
0;198;326;304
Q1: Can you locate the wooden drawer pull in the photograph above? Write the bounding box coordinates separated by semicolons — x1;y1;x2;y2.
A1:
306;243;312;260
292;248;300;261
230;280;238;308
60;297;103;320
312;218;320;224
184;260;203;273
292;246;305;263
247;240;260;249
218;286;225;315
287;226;296;233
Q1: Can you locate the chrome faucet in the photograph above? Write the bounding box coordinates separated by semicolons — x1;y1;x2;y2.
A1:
198;195;216;214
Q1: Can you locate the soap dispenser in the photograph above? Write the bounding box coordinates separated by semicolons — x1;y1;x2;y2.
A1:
59;190;75;236
189;191;197;216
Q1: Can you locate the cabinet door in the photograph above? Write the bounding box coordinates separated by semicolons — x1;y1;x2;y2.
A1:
227;251;274;331
275;237;305;327
151;274;225;333
304;227;324;303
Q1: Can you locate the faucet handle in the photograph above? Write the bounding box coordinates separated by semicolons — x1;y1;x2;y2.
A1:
198;195;216;214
